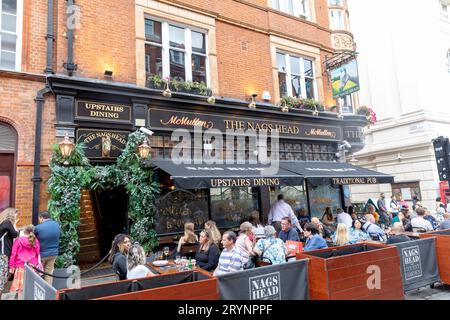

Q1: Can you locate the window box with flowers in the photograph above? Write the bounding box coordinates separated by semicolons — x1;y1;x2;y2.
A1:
356;106;377;127
281;96;325;112
147;74;212;96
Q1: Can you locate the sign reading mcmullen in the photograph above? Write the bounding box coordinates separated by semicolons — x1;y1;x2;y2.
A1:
76;101;132;123
150;108;343;141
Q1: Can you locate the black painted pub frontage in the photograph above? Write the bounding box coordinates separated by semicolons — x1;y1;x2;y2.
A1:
48;75;393;249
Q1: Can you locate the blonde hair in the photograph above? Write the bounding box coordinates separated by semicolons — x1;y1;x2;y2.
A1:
200;229;214;252
127;244;146;271
23;224;37;247
335;223;349;246
183;222;198;243
0;207;17;225
205;220;221;245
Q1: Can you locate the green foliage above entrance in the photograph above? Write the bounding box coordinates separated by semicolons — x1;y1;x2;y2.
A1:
47;131;160;268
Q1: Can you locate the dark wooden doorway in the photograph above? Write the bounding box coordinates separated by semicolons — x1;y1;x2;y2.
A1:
92;187;129;258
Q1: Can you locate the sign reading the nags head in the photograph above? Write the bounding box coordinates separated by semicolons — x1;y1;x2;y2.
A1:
249;272;281;300
76;129;129;159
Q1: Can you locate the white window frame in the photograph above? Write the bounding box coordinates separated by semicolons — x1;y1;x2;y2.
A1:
277;51;317;100
328;0;342;7
270;0;310;20
329;9;345;30
441;2;449;20
145;17;209;86
0;0;22;71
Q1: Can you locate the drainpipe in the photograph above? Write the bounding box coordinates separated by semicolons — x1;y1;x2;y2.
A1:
32;0;54;224
63;0;77;76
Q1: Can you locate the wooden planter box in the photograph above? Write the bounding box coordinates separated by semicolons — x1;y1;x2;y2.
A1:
57;269;218;300
297;243;404;300
419;229;450;284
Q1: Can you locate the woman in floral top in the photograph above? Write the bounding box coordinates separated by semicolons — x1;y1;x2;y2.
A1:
349;219;371;244
253;226;287;265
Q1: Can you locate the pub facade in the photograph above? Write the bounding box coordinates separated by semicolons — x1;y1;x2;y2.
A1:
0;0;392;262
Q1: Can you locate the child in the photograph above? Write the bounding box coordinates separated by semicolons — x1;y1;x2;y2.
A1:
9;224;40;299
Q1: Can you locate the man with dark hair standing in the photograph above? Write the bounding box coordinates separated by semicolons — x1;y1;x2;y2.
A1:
377;193;391;225
268;194;302;233
34;211;61;284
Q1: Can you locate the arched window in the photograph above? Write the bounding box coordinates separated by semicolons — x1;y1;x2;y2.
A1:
0;122;17;211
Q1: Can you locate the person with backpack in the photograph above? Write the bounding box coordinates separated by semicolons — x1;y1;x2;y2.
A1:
362;214;386;241
0;208;19;299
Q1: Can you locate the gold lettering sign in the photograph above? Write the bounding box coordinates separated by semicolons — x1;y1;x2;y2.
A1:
160;116;214;129
210;178;280;187
76;101;131;123
305;128;337;139
332;177;378;185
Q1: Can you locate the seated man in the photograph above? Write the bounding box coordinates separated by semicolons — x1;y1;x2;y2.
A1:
362;214;386;241
439;212;450;230
213;231;244;276
278;217;300;242
386;222;412;244
297;207;311;230
411;207;433;232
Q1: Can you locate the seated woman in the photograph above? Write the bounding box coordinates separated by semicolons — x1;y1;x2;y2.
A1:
349;219;371;244
303;223;328;251
177;222;199;253
204;220;221;247
366;204;380;223
127;243;155;279
236;222;255;268
321;207;335;227
195;229;220;271
332;223;351;246
248;211;265;243
253;226;287;265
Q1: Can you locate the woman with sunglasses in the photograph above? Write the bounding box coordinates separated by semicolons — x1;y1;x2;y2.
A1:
195;229;220;271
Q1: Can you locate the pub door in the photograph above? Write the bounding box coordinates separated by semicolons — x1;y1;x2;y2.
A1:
93;187;129;258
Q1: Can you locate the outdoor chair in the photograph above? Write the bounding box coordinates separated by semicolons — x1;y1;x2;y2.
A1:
179;242;198;258
255;257;272;267
412;227;428;233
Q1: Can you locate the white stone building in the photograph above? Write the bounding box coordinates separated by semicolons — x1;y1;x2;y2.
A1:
347;0;450;210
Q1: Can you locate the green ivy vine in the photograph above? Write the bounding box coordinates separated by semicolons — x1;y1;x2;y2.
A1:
47;131;160;268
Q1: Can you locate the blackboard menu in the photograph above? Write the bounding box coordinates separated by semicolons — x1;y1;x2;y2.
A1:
155;190;209;235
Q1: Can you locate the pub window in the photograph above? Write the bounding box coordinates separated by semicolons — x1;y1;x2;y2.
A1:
145;17;208;85
391;182;421;202
304;143;335;161
270;0;310;20
308;184;341;219
0;0;21;71
339;94;353;114
329;9;345;30
277;52;316;100
210;187;259;229
270;185;308;216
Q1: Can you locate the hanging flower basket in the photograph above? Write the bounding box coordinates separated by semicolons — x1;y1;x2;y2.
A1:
357;106;377;126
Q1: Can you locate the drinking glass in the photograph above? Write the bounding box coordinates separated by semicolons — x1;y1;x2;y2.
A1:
175;255;181;265
181;256;187;270
163;246;170;260
191;259;197;268
156;251;163;260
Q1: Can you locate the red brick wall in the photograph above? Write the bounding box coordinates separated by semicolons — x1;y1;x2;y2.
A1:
0;75;55;225
216;21;273;100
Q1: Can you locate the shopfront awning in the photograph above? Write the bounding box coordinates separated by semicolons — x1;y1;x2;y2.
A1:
279;161;394;186
151;160;304;189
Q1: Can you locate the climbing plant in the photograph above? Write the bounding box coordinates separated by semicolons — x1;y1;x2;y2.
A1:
47;131;160;268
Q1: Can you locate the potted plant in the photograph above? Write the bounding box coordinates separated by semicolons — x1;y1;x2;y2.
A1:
357;106;377;126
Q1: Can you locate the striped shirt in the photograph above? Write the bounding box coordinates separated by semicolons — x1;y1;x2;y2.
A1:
214;246;244;276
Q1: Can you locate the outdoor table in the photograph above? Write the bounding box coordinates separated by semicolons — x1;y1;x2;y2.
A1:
147;259;201;275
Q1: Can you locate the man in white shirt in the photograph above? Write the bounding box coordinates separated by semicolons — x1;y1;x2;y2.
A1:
268;194;302;233
336;208;352;228
411;207;433;232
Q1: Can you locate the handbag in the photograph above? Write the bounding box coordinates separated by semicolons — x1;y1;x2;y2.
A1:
1;231;14;281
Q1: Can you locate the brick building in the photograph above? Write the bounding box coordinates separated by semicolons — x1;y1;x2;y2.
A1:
1;0;372;261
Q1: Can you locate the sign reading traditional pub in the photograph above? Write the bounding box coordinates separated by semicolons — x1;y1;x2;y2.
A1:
76;129;129;159
332;177;379;185
76;101;132;123
150;108;343;141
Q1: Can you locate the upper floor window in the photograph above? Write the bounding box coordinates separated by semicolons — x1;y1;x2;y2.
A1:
328;0;342;6
145;18;208;84
447;49;450;73
277;52;316;100
270;0;310;19
329;9;345;30
442;2;449;20
0;0;20;71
